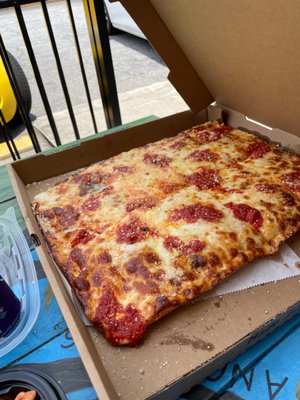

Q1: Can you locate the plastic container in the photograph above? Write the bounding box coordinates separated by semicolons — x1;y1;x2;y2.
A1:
0;367;67;400
0;207;40;357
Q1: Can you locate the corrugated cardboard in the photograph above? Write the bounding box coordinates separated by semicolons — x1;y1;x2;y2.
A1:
7;1;300;399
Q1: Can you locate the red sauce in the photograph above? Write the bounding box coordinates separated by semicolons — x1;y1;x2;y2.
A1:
226;202;263;230
71;229;95;247
99;251;112;264
126;197;157;212
183;240;206;255
143;153;172;167
53;205;79;229
163;236;205;255
170;140;186;150
73;173;91;184
91;171;113;184
188;150;216;162
282;192;296;206
246;140;270;159
116;217;148;244
281;171;300;193
113;165;135;173
256;184;278;193
95;285;146;346
81;195;100;211
170;204;223;223
163;236;183;252
193;126;232;143
189;169;221;190
101;185;113;196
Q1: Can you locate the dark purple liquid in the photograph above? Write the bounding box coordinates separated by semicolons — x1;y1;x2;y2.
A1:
0;275;21;337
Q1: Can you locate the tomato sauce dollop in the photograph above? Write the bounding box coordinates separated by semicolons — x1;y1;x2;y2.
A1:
170;204;223;223
226;202;263;230
95;285;146;346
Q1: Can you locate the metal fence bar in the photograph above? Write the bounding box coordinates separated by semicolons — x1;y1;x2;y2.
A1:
0;35;41;153
83;0;121;129
66;0;98;134
14;3;62;146
40;0;80;140
0;109;20;161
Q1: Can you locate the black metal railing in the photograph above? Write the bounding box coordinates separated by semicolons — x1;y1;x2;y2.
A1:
0;0;121;160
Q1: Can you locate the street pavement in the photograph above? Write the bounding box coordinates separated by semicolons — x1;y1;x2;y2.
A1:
0;0;186;134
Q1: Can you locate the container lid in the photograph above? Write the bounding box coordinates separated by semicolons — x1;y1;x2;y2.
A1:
0;207;40;356
0;367;67;400
120;0;300;136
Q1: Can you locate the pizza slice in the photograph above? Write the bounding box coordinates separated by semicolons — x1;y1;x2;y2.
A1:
32;121;300;345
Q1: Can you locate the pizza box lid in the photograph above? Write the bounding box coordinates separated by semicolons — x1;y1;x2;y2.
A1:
116;0;300;137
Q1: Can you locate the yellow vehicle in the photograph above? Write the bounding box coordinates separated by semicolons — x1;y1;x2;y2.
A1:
0;52;31;125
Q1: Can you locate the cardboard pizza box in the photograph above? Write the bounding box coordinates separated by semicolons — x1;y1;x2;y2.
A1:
7;1;300;399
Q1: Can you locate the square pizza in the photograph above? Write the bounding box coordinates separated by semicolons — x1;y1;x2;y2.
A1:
32;121;300;345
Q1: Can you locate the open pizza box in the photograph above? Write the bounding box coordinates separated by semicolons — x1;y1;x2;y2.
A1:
7;1;300;399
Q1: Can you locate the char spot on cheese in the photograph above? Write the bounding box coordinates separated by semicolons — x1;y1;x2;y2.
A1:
143;153;172;167
153;295;179;315
126;197;157;212
145;252;161;264
281;171;300;193
188;150;216;162
190;254;207;268
170;140;186;150
239;252;249;263
256;184;278;193
170;204;223;223
95;285;146;346
73;275;90;291
53;205;79;229
41;209;55;220
230;248;239;257
98;251;112;264
82;195;100;211
287;215;300;227
229;232;238;240
246;140;271;159
116;217;148;244
163;236;205;255
159;181;184;194
282;192;296;206
247;237;256;247
113;165;135;173
169;277;182;288
134;280;159;295
189;169;221;190
125;256;151;279
225;202;263;230
208;252;220;267
71;229;95;247
70;247;86;270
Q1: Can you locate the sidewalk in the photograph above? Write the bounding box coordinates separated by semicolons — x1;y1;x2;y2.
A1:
0;80;187;165
33;80;188;145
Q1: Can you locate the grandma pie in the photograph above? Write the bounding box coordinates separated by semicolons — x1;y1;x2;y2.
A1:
32;121;300;345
